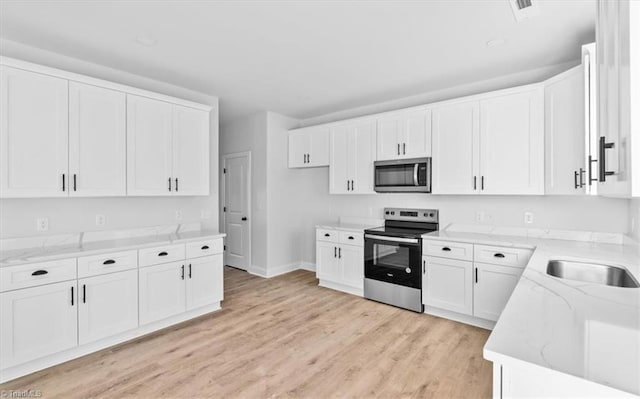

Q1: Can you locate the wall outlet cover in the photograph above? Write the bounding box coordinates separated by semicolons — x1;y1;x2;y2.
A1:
175;210;183;221
36;218;48;232
95;214;106;226
524;212;534;224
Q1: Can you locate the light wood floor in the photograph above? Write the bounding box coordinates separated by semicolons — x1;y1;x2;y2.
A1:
1;267;493;398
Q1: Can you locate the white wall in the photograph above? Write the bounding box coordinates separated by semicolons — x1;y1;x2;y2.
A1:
219;112;268;269
0;39;220;238
630;199;640;241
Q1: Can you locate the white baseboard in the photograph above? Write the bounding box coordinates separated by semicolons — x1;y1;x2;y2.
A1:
248;262;315;278
424;306;495;330
299;261;316;272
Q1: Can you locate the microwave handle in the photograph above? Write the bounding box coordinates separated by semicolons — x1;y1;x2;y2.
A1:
413;163;419;186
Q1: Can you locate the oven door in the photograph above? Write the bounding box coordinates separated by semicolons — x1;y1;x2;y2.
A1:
364;234;422;289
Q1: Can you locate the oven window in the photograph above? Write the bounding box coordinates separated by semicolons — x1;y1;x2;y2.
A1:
373;242;410;270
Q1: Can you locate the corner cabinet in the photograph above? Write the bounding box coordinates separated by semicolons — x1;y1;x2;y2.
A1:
376;108;432;160
288;125;330;168
329;120;376;194
0;57;213;198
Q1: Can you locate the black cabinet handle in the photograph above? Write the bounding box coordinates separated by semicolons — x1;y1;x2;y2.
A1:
73;174;77;191
168;177;172;192
574;171;579;189
324;233;330;237
348;236;354;240
201;245;209;250
83;284;86;303
31;270;48;276
338;247;342;259
347;180;350;191
579;168;585;187
175;178;179;192
475;268;478;284
397;143;400;155
473;176;477;190
442;247;452;252
188;264;192;279
494;253;505;258
71;286;74;306
481;176;485;190
181;265;185;280
158;252;168;257
334;247;337;258
103;259;116;265
599;136;615;182
62;174;66;192
307;154;310;163
403;143;406;155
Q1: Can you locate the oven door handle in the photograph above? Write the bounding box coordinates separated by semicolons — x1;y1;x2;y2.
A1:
364;234;419;244
413;163;419;186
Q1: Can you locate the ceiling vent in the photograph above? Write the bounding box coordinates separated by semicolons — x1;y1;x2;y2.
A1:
510;0;540;22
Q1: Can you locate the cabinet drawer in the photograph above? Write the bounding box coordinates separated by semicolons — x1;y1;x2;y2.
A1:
340;231;363;246
78;250;137;278
423;240;473;261
0;259;77;292
316;228;339;243
474;245;532;268
138;244;185;267
186;238;223;259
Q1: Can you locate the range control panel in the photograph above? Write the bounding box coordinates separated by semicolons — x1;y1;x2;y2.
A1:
384;208;439;223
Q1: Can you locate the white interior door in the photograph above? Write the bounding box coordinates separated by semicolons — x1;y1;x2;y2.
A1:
224;152;251;270
172;105;210;196
69;82;126;197
0;66;69;198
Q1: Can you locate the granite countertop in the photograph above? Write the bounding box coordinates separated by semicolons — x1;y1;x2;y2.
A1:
0;229;226;268
423;230;640;396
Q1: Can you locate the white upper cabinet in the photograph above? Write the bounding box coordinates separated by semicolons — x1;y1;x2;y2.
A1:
0;66;69;198
288;125;330;168
377;108;432;160
479;88;544;195
431;101;480;194
69;82;126;197
172;105;210;196
127;95;174;196
330;120;376;194
544;66;587;195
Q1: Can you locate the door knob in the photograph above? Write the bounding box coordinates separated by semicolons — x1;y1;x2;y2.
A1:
242;217;248;221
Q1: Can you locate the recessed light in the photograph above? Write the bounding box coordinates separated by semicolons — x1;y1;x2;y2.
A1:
135;35;157;47
486;38;506;48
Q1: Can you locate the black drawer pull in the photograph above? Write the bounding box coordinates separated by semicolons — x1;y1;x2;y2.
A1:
31;270;48;276
103;259;116;265
442;247;452;252
324;233;330;237
158;252;168;257
348;236;354;240
494;253;505;258
201;245;209;250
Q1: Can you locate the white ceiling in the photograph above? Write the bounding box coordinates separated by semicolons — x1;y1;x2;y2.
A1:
0;0;595;124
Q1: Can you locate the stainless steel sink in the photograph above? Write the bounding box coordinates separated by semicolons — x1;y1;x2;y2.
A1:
546;260;640;288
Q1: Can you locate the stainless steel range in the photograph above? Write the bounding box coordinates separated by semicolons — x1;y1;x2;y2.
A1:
363;208;439;312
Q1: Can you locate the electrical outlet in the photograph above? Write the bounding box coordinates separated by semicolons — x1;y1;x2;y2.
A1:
476;212;484;222
524;212;534;224
201;210;211;220
95;214;106;226
175;210;183;221
36;218;49;232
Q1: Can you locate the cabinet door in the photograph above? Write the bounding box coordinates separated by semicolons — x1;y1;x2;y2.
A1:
186;254;223;310
473;263;522;322
0;281;77;368
329;124;350;194
479;89;544;195
316;241;339;282
68;82;126;197
431;101;480;194
126;95;173;196
78;270;138;345
172;105;209;196
0;66;68;198
340;244;364;290
308;126;330;167
350;120;376;194
423;256;473;315
288;129;311;168
139;261;186;325
377;115;401;160
544;66;586;195
399;108;432;159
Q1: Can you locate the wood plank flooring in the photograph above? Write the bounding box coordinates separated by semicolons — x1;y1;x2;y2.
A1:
0;267;493;398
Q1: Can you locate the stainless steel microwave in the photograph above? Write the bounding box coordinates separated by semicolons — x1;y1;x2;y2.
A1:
374;157;431;193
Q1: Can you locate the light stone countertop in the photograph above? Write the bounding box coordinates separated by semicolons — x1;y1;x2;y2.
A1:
0;229;226;268
423;229;640;396
315;222;382;233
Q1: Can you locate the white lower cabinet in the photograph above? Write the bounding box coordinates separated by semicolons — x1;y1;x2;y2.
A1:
316;228;364;295
139;261;187;325
473;263;521;322
186;254;224;310
423;256;473;315
78;270;138;345
0;280;77;368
